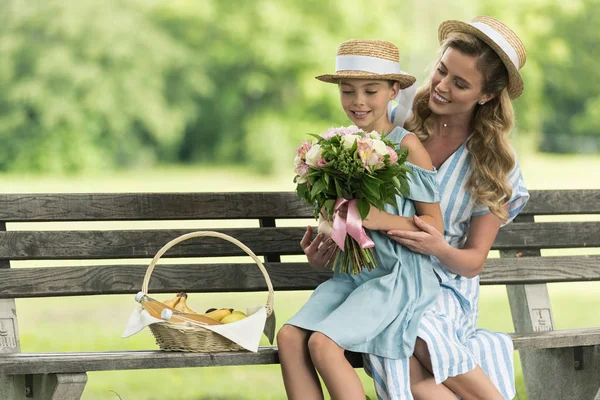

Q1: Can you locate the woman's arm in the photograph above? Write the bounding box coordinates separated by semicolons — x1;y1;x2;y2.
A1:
363;134;444;234
387;212;501;278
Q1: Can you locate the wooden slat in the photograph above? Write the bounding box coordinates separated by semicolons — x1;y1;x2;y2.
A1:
0;221;597;260
0;193;312;222
511;328;600;350
1;327;599;374
0;347;362;375
479;255;600;285
0;263;332;298
493;221;600;249
0;190;597;223
0;348;281;375
1;255;599;298
520;190;600;215
0;228;306;260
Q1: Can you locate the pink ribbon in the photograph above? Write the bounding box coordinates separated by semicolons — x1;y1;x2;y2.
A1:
331;198;375;251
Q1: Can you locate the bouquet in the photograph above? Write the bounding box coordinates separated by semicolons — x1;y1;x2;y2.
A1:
294;125;411;274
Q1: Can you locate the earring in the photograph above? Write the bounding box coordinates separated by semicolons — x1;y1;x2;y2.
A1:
478;101;485;105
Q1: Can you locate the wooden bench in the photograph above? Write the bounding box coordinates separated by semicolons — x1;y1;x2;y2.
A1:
0;190;598;399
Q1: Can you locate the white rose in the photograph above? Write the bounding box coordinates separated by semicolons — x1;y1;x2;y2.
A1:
341;134;360;149
371;139;388;156
305;144;323;167
367;131;381;140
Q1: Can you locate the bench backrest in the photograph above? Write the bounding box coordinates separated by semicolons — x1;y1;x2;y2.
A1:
0;190;599;300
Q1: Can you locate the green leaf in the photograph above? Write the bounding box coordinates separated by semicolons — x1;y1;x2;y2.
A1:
310;179;327;198
296;183;308;199
307;133;323;142
324;199;336;217
362;179;381;199
334;179;344;198
357;198;371;220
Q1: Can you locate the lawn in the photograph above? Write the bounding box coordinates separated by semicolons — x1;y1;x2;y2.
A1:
6;145;600;400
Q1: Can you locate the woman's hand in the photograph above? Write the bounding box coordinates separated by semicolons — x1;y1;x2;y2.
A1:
300;226;338;270
386;215;447;256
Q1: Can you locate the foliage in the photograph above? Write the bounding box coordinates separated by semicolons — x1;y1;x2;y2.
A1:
294;126;411;274
0;0;596;174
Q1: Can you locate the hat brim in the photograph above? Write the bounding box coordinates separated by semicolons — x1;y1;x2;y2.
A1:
316;71;416;90
438;20;523;99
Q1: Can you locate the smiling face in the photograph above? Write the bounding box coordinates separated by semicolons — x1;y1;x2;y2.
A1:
339;79;398;133
429;47;495;118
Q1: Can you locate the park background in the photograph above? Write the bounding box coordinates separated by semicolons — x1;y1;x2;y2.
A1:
1;0;599;399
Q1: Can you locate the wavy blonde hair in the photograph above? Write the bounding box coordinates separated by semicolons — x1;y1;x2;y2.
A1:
405;32;516;221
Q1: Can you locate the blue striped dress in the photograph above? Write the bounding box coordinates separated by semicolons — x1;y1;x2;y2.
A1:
365;136;529;400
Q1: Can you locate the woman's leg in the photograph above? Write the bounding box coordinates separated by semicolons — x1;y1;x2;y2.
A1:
413;338;504;400
277;325;323;400
308;332;365;400
409;356;457;400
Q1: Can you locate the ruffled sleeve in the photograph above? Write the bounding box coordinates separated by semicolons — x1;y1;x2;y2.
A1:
405;162;440;203
472;155;529;226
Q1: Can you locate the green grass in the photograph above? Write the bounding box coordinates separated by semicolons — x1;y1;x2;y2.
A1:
6;148;600;399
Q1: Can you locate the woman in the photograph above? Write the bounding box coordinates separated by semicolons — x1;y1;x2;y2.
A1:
302;15;529;400
364;16;530;400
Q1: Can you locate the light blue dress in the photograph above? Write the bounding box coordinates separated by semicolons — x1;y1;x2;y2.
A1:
365;136;529;400
285;127;441;360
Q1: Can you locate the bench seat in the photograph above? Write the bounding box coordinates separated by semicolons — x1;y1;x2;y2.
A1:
3;327;600;375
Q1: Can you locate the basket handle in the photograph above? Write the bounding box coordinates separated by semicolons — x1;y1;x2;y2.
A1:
141;231;274;317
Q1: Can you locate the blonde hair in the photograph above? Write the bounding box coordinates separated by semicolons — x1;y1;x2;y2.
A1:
406;32;515;221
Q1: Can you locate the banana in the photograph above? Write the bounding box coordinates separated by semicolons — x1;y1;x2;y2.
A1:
162;294;181;309
204;308;232;322
174;292;197;314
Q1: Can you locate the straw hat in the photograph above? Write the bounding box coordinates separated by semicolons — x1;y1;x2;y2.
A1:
438;16;526;99
316;39;416;89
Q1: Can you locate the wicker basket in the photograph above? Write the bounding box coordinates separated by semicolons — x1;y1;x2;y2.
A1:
139;231;274;352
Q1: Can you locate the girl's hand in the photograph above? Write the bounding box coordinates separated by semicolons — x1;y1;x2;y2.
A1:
386;215;446;256
300;226;338;270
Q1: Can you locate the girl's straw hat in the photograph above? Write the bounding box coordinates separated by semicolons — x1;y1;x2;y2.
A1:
316;39;416;89
438;16;526;99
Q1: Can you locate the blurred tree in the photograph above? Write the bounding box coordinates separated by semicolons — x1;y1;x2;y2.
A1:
530;0;600;153
151;0;475;173
0;0;202;173
483;0;600;153
1;0;594;175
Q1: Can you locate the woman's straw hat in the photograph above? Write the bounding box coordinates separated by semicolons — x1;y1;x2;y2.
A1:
316;39;416;89
438;16;526;99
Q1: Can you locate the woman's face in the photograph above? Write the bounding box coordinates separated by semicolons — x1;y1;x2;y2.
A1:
339;79;397;133
429;47;492;117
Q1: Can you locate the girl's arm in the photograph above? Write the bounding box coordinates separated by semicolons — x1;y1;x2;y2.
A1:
388;212;501;278
363;134;444;234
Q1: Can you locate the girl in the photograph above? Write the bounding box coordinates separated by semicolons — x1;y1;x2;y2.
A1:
368;16;530;400
277;39;444;400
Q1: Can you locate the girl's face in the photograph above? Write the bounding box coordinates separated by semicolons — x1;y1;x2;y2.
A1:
429;47;494;117
339;79;398;133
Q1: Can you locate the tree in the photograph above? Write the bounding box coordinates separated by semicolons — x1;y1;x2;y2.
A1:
0;0;201;173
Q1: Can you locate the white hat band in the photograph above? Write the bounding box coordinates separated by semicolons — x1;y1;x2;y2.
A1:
335;55;404;74
470;22;520;69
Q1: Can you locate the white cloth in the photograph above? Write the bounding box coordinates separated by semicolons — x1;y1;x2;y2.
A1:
122;305;268;353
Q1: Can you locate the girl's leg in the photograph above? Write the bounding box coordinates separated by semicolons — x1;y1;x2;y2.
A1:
277;325;323;400
413;338;504;400
409;356;457;400
307;332;365;400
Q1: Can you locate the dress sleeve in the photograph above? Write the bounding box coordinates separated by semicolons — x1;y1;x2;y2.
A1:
405;162;440;203
472;155;529;226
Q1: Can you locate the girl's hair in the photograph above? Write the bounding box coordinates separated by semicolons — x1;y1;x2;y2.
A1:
405;32;515;221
